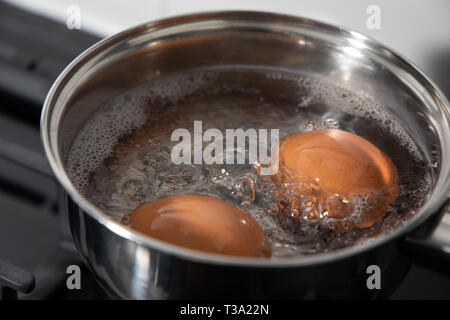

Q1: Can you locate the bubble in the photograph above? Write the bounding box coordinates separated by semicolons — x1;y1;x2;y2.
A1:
66;66;433;258
66;71;214;193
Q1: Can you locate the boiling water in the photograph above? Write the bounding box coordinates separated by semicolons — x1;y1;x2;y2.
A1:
66;67;432;258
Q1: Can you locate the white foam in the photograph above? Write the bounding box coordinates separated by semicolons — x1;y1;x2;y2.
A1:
66;72;213;193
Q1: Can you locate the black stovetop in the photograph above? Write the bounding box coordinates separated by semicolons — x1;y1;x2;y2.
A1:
0;1;449;300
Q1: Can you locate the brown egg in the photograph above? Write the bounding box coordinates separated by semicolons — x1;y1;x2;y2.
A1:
123;194;271;258
274;129;399;231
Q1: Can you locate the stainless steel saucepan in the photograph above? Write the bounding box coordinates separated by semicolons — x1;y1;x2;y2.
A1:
41;11;450;299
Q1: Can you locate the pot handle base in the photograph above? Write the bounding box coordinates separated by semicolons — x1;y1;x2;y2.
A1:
404;199;450;273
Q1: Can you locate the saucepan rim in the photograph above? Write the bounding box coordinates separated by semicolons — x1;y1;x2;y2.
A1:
41;10;450;268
